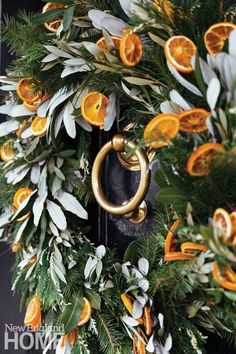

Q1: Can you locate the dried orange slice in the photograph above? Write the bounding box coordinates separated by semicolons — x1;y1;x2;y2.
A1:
0;139;15;162
133;329;146;354
164;252;195;262
164;220;181;254
153;0;173;19
178;108;210;133
204;22;236;56
230;212;236;246
143;306;152;336
120;30;143;67
13;188;33;209
60;329;77;348
96;36;121;53
24;295;41;328
17;78;39;104
16;120;28;137
144;113;180;149
164;36;197;73
30;116;48;137
12;242;22;253
120;294;143;324
77;298;92;327
23;101;38;112
42;2;66;33
213;208;232;240
212;261;236;292
186;143;224;176
181;242;208;254
81;91;109;127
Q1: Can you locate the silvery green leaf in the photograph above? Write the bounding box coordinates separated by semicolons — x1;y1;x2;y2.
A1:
133;300;143;319
167;62;203;96
229;29;236;59
0;210;11;227
158;313;164;328
37;99;51;117
124;77;154;86
169;90;191;110
46;200;67;230
54;166;65;180
207;77;221;110
201;262;213;274
25;263;36;280
122;262;130;278
0;120;19;137
102;15;127;36
206;117;215;136
14;218;29;243
63;101;76;138
53;263;67;283
57;157;64;168
33;194;47;227
104;92;116;131
83;41;103;57
0;84;17;91
61;66;82;78
30;165;41;184
197;274;209;283
122;315;139;327
12;189;37;221
54;106;65;138
199;57;217;85
52;175;63;196
0;102;15;115
138;258;149;275
38;165;48;198
21;127;33;139
160;101;183;114
55;191;88;219
146;335;154;353
223;55;236;91
76;117;92;132
49;87;76;115
6;164;27;184
215;123;227;140
135;295;146;306
42;54;58;63
218;108;228;132
84;256;97;279
132;269;143;279
95;245;106;259
0;76;17;85
45;45;73;59
148;32;165;46
72;86;89;108
11;104;33;117
164;334;172;351
138;278;149;292
64;58;86;66
11;167;30;185
88;9;107;29
95;260;103;281
49;221;59;236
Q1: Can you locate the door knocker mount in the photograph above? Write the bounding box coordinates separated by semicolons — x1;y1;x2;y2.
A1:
91;134;151;224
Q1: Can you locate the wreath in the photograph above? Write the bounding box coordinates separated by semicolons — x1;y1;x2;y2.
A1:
1;1;236;353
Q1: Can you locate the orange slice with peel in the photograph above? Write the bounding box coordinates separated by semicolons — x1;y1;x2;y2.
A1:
17;78;39;104
164;220;181;254
178;108;210;133
120;30;143;67
144;113;180;149
204;22;236;56
213;208;232;240
13;188;33;209
164;252;195;262
81;91;109;127
164;35;197;73
181;242;208;254
133;329;146;354
186;143;224;176
42;2;66;33
12;242;22;253
230;211;236;246
24;295;41;328
30;116;48;137
96;36;121;54
0;139;15;162
77;298;92;327
212;261;236;292
143;306;152;336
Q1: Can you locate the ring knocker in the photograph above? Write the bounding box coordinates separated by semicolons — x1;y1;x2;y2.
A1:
91;134;151;224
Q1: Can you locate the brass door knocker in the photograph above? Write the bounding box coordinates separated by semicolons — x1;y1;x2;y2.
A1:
91;134;151;224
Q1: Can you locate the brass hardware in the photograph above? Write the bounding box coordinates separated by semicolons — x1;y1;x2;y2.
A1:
91;134;150;223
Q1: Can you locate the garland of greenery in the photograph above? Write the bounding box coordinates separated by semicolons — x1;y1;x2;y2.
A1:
1;1;236;353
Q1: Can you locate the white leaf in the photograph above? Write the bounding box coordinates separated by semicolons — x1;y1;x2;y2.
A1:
138;258;149;275
42;54;58;63
76;118;92;132
64;58;86;66
46;200;67;230
33;196;46;227
0;102;15;115
31;165;41;184
164;334;172;351
0;120;19;137
56;191;88;219
229;29;236;59
0;84;17;91
133;300;143;319
84;256;97;279
83;41;103;57
95;260;103;281
21;127;32;139
122;315;139;327
11;104;33;117
52;176;63;196
54;166;65;180
160;101;183;114
54;106;65;138
104;92;116;131
61;66;83;78
169;90;191;110
37;99;51;117
63;101;76;138
158;313;164;329
14;218;29;243
95;245;106;259
207;77;221;110
49;221;59;236
102;15;128;36
11;167;30;185
45;45;73;59
167;62;203;96
138;278;149;292
146;334;155;353
199;57;217;85
49;87;76;116
124;77;154;86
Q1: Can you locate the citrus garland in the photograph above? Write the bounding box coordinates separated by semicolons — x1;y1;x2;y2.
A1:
1;1;236;354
